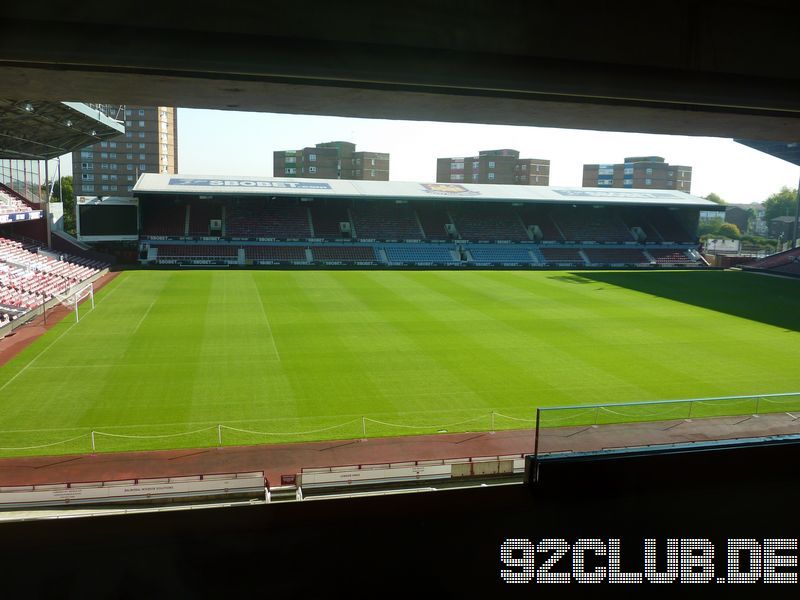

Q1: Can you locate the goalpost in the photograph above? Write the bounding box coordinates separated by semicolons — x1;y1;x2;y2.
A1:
53;282;95;323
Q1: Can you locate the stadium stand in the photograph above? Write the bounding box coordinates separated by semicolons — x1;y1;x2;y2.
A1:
312;246;376;262
540;247;586;265
467;245;542;264
310;204;352;239
516;206;564;242
154;244;238;258
0;236;108;323
551;208;635;243
141;202;187;237
351;203;423;240
187;203;222;236
647;248;696;265
743;246;800;275
451;205;530;241
227;199;311;239
646;209;694;242
0;187;32;215
383;244;459;264
244;245;307;262
584;247;650;265
416;206;454;240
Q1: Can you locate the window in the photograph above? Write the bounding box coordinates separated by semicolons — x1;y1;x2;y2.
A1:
451;173;464;181
125;109;132;116
667;180;674;186
109;153;116;159
101;163;108;170
308;166;317;173
80;162;92;169
162;144;168;152
110;175;117;181
668;171;674;177
125;132;132;138
139;154;146;160
309;153;316;161
284;167;296;175
138;132;145;138
472;161;479;170
472;173;479;180
140;164;147;171
521;164;527;170
646;167;653;175
623;178;633;187
597;178;613;186
488;172;495;180
370;170;376;177
127;175;134;181
285;156;296;164
84;184;94;192
126;143;132;149
100;141;108;148
624;167;633;175
126;153;133;159
81;173;94;181
127;164;133;171
80;150;93;159
110;164;118;171
101;152;108;159
138;109;145;116
488;161;495;168
599;167;614;175
109;142;116;149
102;185;109;192
645;178;652;185
125;121;132;127
450;162;464;170
138;120;145;128
127;186;133;192
139;143;146;149
101;174;109;181
110;186;117;192
370;159;375;166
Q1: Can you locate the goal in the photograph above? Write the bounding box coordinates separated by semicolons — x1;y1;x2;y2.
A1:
53;282;95;323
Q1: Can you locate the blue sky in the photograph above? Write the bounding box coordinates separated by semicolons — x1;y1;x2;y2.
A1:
62;108;800;204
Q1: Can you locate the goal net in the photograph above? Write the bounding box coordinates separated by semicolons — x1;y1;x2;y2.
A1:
53;282;95;322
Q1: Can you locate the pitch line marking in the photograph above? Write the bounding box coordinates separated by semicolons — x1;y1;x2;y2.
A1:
131;296;158;335
0;273;129;394
253;276;281;362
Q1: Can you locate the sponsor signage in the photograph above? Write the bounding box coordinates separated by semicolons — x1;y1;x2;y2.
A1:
168;178;333;190
0;210;43;224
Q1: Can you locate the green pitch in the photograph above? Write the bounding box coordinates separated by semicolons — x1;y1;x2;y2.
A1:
0;269;798;456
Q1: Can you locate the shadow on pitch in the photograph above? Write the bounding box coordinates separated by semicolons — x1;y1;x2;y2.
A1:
577;270;800;333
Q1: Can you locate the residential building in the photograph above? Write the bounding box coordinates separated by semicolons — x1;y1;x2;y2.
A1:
582;156;692;192
72;106;178;197
436;149;549;185
274;141;389;180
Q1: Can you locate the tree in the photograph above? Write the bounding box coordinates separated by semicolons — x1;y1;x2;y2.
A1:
50;175;76;236
698;217;724;236
763;186;798;222
704;192;726;205
718;222;741;239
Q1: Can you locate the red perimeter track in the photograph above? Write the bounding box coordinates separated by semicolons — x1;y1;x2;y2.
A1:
0;270;798;487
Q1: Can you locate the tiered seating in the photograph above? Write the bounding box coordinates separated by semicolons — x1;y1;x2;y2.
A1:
227;200;310;239
310;204;352;239
584;248;650;265
141;203;186;236
154;245;237;258
541;247;585;264
384;245;458;264
467;245;539;263
245;246;307;262
551;209;634;243
517;207;563;242
744;247;800;274
452;206;529;241
188;203;222;236
0;236;107;319
648;210;694;242
351;203;422;240
311;246;376;262
416;207;453;240
647;249;695;264
0;188;31;215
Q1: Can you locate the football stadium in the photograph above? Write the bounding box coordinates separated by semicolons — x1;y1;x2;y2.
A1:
3;4;800;593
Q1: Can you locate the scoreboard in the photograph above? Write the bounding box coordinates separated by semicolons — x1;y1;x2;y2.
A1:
76;196;138;241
